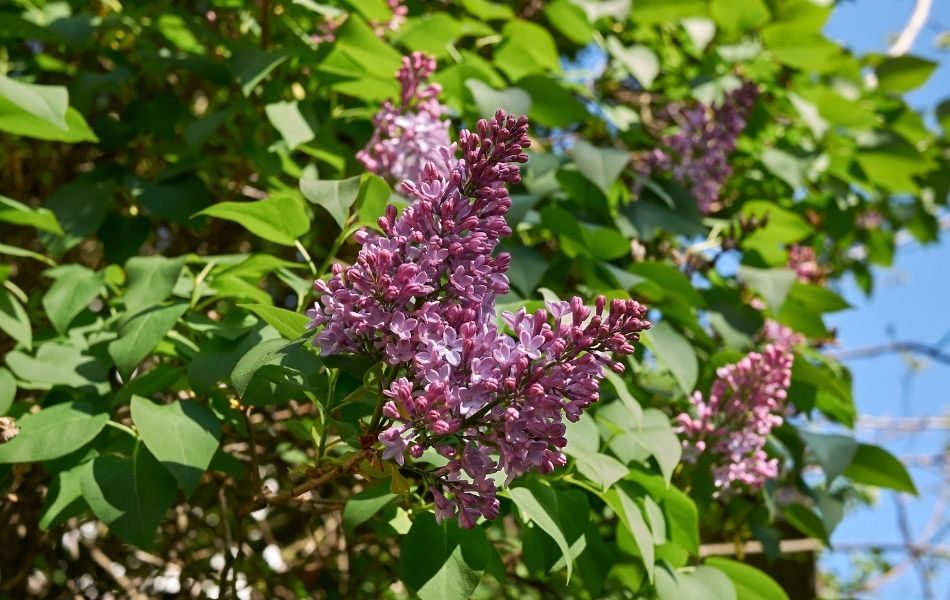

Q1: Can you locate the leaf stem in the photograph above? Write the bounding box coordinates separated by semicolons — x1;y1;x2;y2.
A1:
294;239;317;276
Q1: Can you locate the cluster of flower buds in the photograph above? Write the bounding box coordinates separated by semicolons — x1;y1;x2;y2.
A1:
356;52;451;184
638;82;759;213
309;107;650;526
677;345;793;495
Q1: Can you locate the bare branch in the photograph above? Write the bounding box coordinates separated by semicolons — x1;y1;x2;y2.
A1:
238;450;370;517
888;0;934;56
829;341;950;366
894;494;936;600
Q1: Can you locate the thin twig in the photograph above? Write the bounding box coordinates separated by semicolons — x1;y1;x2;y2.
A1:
218;487;236;599
83;540;148;600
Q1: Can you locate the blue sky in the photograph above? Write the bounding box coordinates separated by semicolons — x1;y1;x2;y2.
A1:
821;1;949;597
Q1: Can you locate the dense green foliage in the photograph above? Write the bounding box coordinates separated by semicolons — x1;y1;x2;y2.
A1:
0;1;946;598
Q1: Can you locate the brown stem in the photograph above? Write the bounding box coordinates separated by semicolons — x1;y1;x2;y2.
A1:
238;450;369;516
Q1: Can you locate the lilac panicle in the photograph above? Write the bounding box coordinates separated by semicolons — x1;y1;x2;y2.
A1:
677;344;793;496
638;82;758;213
356;52;451;184
309;108;651;527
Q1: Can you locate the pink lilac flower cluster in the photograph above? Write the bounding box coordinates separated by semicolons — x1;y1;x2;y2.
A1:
677;345;793;496
311;1;407;45
356;52;451;184
372;0;408;35
757;244;828;348
308;110;650;527
787;244;825;285
639;82;759;213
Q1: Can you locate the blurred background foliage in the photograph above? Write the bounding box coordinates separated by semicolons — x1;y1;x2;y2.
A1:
0;0;947;598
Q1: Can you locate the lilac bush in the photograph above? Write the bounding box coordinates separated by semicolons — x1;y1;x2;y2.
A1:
309;110;650;526
356;52;451;184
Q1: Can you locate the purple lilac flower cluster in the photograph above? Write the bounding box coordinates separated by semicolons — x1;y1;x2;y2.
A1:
356;52;451;184
639;82;759;213
309;110;650;527
677;344;793;495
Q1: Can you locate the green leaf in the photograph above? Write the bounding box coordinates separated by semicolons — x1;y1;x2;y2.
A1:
603;370;643;426
705;558;790;600
607;37;659;88
399;512;491;600
644;321;698;395
664;486;700;555
783;504;829;545
131;396;221;497
843;443;917;494
710;0;770;34
544;0;594;44
195;194;309;246
638;409;683;484
608;485;655;580
737;266;797;311
5;344;109;391
800;431;857;484
682;18;716;50
0;242;56;266
81;445;178;548
509;479;588;580
231;48;288;96
0;289;31;350
573;451;628;490
516;75;588;128
40;461;89;529
0;75;68;130
761;26;841;72
465;80;532;119
461;0;514;19
0;367;15;415
343;481;398;531
396;13;463;59
124;256;186;312
0;195;63;234
108;303;189;381
494;20;561;81
239;304;309;340
356;173;392;226
656;565;737;600
231;338;315;399
300;176;362;229
875;55;937;93
0;402;108;463
787;282;849;313
42;265;103;334
265;101;316;150
573;0;633;21
573;139;629;196
0;106;98;143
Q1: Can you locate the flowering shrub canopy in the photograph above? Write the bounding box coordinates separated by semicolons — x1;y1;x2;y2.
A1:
0;1;945;598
